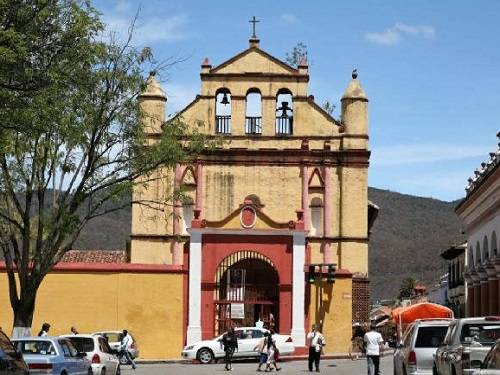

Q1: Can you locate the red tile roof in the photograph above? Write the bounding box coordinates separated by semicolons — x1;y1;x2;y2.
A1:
61;250;127;263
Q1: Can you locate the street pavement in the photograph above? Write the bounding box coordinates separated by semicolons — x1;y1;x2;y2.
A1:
122;355;393;375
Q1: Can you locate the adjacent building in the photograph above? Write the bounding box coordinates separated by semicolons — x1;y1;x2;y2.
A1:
440;243;466;317
457;132;500;317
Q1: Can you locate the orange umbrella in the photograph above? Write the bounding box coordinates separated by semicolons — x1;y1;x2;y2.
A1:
391;302;454;325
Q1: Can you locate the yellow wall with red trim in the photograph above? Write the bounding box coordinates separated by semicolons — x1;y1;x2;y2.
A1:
0;271;184;360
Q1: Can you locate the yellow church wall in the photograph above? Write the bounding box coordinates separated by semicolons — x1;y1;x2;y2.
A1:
308;278;353;353
210;50;293;75
339;241;369;276
130;239;173;264
340;167;368;238
0;271;184;360
203;165;302;222
132;168;174;237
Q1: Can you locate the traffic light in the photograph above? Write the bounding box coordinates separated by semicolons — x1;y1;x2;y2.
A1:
308;265;316;284
327;264;336;284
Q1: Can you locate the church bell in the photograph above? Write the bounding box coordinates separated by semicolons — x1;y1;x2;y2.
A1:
220;92;230;105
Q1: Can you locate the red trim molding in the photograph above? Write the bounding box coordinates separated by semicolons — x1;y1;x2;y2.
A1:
0;262;187;274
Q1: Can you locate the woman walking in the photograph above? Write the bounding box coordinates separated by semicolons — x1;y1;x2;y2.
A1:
265;329;281;372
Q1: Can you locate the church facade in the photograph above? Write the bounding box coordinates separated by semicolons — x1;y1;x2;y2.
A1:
131;36;376;353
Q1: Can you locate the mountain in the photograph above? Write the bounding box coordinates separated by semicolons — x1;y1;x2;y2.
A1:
368;187;465;301
73;188;466;302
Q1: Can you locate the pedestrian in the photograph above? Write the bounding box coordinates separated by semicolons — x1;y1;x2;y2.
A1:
220;327;238;371
254;331;268;371
363;323;384;375
37;323;50;337
307;324;326;372
119;329;137;370
265;329;281;372
70;326;79;335
350;323;366;360
255;316;264;329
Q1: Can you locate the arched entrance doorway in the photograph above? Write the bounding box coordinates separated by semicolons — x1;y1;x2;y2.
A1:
214;251;279;334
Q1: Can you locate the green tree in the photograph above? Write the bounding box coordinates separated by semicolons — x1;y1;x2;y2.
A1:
322;101;336;116
0;0;213;337
398;277;418;299
285;42;308;68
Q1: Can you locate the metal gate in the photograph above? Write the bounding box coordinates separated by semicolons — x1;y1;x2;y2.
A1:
214;251;279;334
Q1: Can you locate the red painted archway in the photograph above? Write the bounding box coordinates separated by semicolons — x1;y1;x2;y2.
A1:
200;234;293;339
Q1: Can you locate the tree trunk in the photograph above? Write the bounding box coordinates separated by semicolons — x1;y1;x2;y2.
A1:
11;293;36;338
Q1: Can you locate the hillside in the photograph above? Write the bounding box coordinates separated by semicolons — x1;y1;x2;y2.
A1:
368;187;465;301
73;188;466;302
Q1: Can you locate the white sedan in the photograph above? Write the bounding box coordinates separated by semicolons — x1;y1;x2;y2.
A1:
62;335;120;375
181;327;294;364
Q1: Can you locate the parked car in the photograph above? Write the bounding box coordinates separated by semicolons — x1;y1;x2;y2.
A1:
0;328;29;375
433;317;500;375
61;335;120;375
473;339;500;374
12;337;91;375
393;318;451;375
91;332;138;365
181;327;295;364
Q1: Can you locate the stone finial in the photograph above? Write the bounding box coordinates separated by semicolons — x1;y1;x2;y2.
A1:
341;70;367;101
139;70;166;100
201;57;211;67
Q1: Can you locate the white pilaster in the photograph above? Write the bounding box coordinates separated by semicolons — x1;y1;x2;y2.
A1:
186;231;202;345
291;232;306;346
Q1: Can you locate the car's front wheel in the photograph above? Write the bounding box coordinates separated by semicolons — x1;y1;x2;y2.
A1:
197;348;214;364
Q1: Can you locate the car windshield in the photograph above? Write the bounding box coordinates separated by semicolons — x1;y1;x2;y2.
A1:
15;340;57;355
67;337;94;353
415;326;449;348
102;333;121;342
461;324;500;345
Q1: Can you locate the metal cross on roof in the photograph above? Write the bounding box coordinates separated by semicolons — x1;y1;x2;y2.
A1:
249;16;260;39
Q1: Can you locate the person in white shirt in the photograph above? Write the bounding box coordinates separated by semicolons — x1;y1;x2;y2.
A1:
307;324;326;372
37;323;50;337
363;323;384;375
120;329;136;370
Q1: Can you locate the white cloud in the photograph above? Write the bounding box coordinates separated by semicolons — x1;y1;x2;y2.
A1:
365;23;435;45
372;143;491;166
281;13;298;24
104;14;191;46
164;83;198;115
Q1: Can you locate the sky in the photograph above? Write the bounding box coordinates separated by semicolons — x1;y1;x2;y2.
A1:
94;0;500;202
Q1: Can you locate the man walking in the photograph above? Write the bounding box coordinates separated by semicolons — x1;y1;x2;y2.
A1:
364;323;384;375
220;327;238;371
119;329;136;370
37;323;50;337
307;324;326;372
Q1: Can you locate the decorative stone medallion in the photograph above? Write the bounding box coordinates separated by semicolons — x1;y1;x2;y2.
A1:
240;205;257;229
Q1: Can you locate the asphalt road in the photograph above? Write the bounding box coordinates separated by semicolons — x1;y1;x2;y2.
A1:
122;355;393;375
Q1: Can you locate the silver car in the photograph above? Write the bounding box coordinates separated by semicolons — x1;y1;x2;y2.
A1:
12;337;91;375
473;339;500;374
434;317;500;375
394;319;451;375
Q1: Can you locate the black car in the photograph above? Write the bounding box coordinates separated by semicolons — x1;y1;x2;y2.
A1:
0;329;29;375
